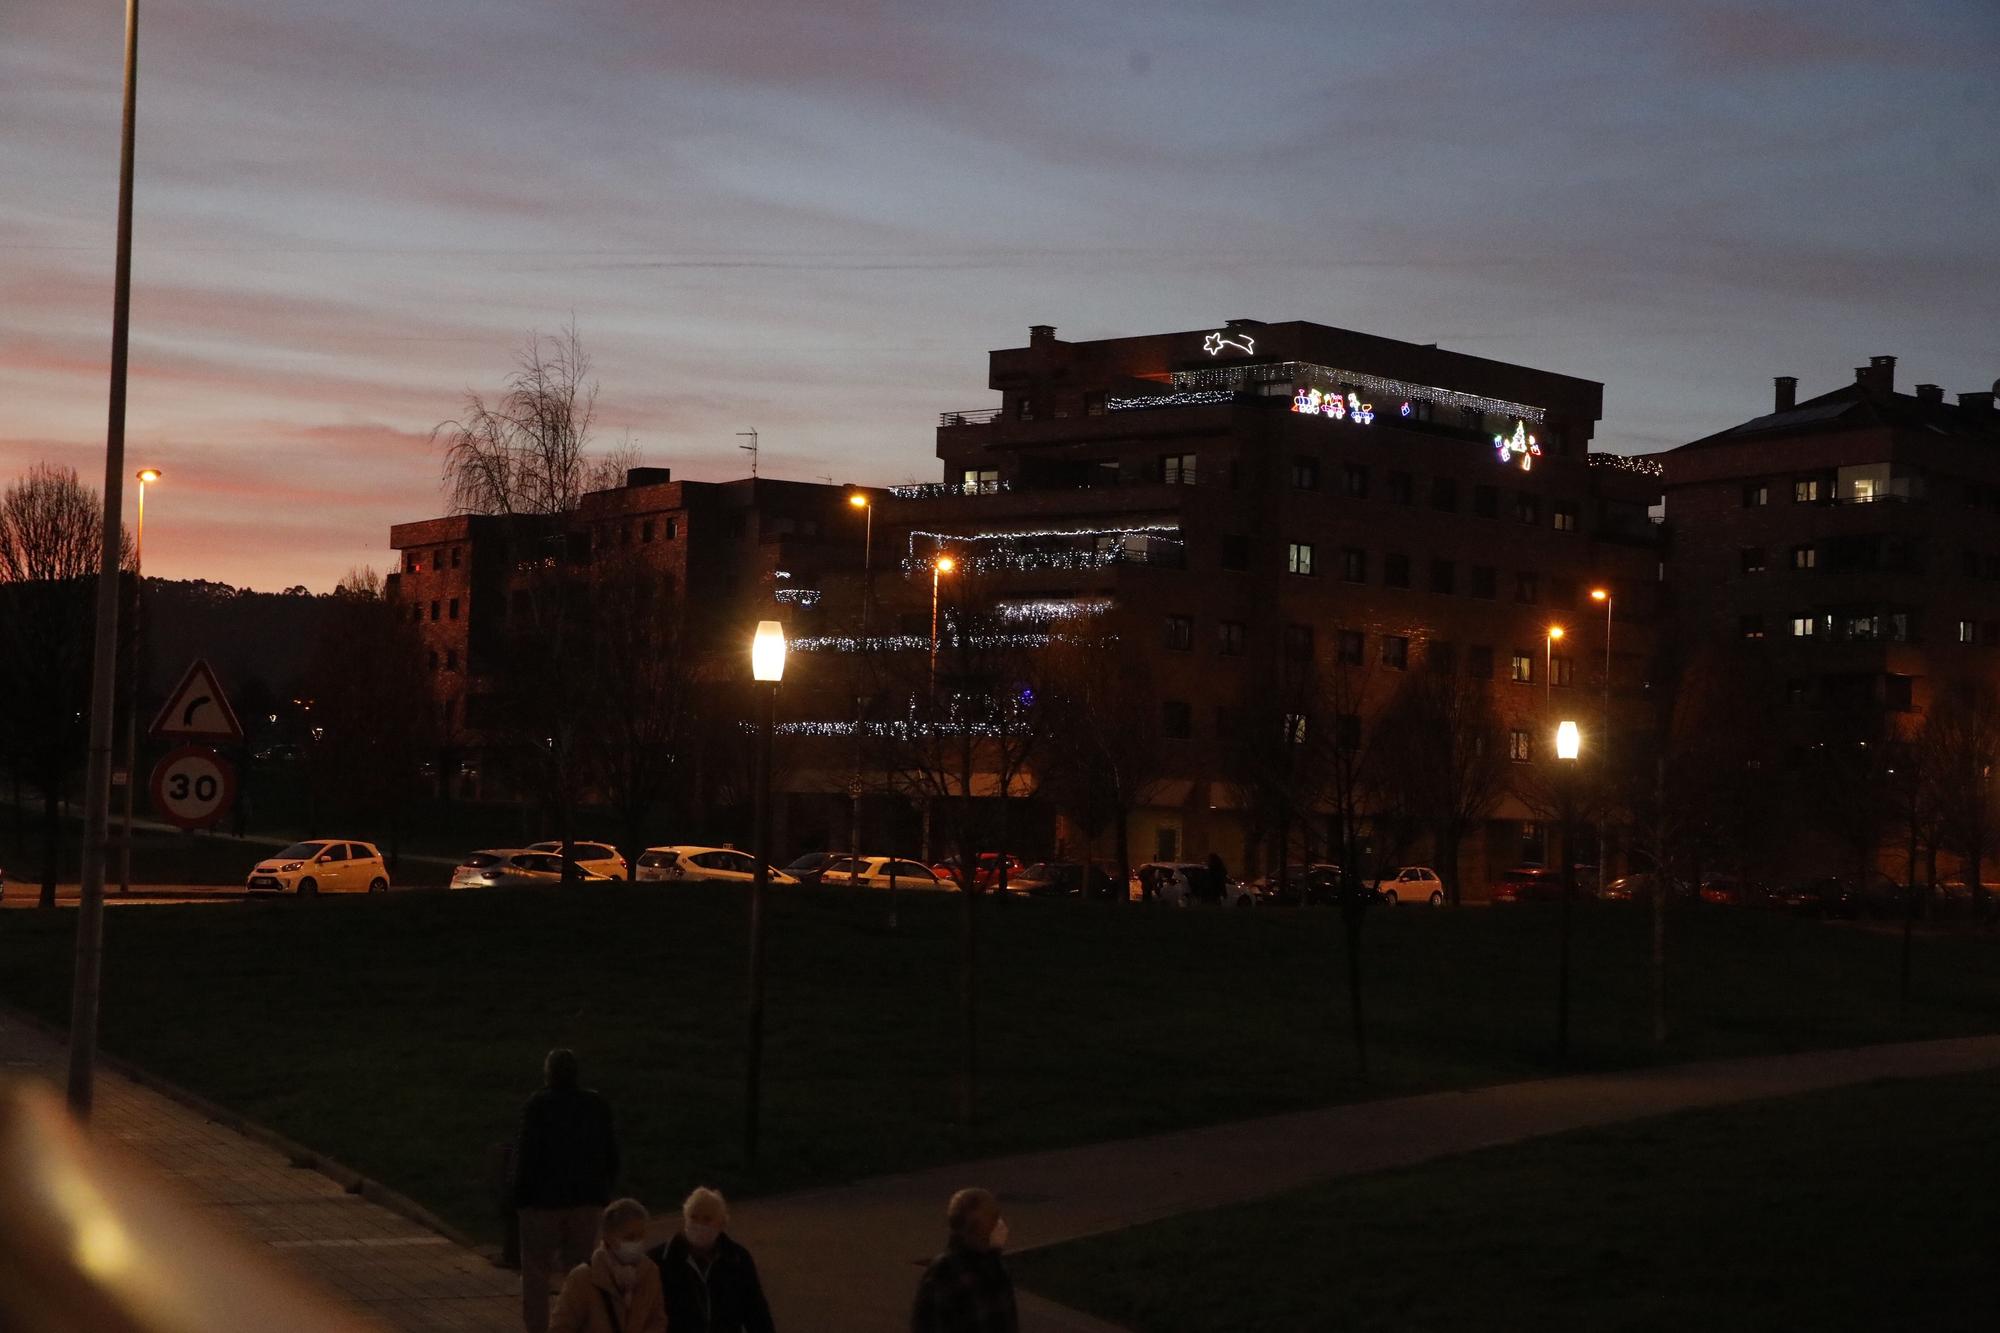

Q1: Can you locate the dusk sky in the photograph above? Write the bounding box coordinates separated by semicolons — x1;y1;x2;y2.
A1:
5;1;1996;592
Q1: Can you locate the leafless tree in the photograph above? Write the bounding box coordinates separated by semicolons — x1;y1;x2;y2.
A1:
1034;628;1164;898
1924;673;2000;920
435;324;600;518
0;465;128;906
1370;669;1507;906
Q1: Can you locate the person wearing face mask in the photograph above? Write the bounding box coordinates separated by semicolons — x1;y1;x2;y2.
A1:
649;1187;776;1333
548;1197;667;1333
910;1187;1017;1333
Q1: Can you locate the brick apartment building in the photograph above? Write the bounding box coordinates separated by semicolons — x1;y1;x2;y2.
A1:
1657;357;2000;724
834;320;1665;889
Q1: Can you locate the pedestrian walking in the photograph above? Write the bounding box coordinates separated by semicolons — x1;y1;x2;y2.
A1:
649;1186;776;1333
514;1049;621;1333
1206;850;1229;905
910;1187;1017;1333
548;1198;667;1333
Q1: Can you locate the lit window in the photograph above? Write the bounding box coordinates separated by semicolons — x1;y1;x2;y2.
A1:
1740;615;1765;640
1794;478;1821;503
1791;616;1816;638
1741;547;1766;573
1551;655;1574;686
1511;652;1533;683
1509;729;1533;762
1515;493;1541;525
1162;454;1197;485
1282;713;1307;745
1743;483;1768;507
961;468;1000;494
1552;503;1578;532
1959;619;1977;644
1287;542;1315;576
1792;544;1817;570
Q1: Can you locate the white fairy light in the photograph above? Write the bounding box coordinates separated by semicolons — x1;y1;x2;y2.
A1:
1175;360;1545;423
1107;389;1236;411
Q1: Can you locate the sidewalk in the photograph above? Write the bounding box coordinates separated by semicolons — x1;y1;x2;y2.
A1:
729;1033;2000;1332
0;1009;517;1333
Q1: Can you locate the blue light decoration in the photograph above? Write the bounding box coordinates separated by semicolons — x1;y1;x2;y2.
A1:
1399;401;1413;417
1494;420;1543;471
1292;387;1375;425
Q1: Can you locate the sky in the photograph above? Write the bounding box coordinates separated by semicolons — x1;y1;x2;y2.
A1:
3;0;1996;591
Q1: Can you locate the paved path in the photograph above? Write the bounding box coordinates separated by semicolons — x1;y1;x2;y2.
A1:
730;1034;2000;1333
0;1010;517;1333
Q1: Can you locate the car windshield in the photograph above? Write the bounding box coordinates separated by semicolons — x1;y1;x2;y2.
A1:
275;842;328;860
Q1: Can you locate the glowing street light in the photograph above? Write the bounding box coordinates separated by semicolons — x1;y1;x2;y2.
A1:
931;555;956;688
743;619;786;1161
1545;624;1564;708
119;467;161;895
1556;719;1581;761
1554;716;1582;1061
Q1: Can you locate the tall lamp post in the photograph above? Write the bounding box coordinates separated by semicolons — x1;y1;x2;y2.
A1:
846;493;873;879
921;555;955;864
1555;719;1582;1061
744;620;786;1163
118;467;160;895
1589;587;1612;887
70;0;142;1119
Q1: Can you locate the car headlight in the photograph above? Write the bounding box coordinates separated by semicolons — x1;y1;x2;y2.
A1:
280;862;304;872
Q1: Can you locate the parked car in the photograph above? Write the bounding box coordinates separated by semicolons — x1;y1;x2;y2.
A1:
633;845;798;886
820;855;947;890
1697;874;1773;907
1372;866;1445;905
929;852;1024;889
1258;865;1345;907
524;840;629;880
450;849;620;890
246;840;389;895
1489;866;1574;904
783;851;845;886
1009;861;1084;896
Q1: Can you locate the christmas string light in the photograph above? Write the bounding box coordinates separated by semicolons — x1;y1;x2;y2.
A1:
773;587;821;606
1173;360;1545;423
997;597;1113;622
1292;387;1375;425
1203;330;1257;356
889;480;1015;499
1588;452;1665;479
1107;389;1236;411
789;632;1062;653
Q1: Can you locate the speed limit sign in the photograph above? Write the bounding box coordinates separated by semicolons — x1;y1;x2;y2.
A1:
150;745;238;830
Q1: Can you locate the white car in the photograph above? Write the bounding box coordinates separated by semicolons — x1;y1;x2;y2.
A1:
451;849;620;890
525;840;629;880
819;855;947;891
246;840;389;896
633;846;799;886
1137;861;1259;907
1373;866;1446;905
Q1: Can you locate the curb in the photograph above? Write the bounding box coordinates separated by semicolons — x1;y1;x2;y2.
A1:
2;1003;495;1262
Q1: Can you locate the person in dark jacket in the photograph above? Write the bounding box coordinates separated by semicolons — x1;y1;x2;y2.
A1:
514;1049;621;1333
1206;851;1230;905
648;1186;776;1333
911;1187;1016;1333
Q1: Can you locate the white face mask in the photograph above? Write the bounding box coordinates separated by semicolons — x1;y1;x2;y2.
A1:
612;1240;646;1265
684;1222;720;1250
988;1217;1010;1251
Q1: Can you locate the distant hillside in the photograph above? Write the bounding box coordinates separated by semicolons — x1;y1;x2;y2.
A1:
141;579;341;716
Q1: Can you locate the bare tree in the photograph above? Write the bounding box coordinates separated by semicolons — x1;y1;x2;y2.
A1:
435;324;599;518
1925;673;2000;920
1370;668;1506;906
1035;629;1164;898
0;465;128;907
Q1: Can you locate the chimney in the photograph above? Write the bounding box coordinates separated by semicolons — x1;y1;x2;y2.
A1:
1915;383;1944;405
1855;354;1896;393
1773;376;1797;412
1960;391;1995;417
624;466;671;488
1224;318;1261;329
1028;324;1056;347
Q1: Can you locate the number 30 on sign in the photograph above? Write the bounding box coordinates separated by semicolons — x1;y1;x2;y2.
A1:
149;745;238;830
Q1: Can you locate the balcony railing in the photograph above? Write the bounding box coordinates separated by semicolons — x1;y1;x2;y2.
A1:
938;407;1005;427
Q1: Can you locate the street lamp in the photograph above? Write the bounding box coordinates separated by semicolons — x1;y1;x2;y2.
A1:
1590;587;1612;885
1555;718;1582;1061
846;493;873;880
744;619;786;1163
118;467;161;895
1545;624;1564;709
931;554;956;689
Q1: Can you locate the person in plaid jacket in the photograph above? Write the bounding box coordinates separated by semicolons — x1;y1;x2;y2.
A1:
910;1187;1017;1333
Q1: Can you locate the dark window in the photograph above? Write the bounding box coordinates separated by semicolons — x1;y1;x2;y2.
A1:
1430;559;1456;595
1388;470;1414;505
1085;392;1106;417
1742;547;1767;573
1344;463;1370;498
1337;630;1364;665
1162;700;1192;739
1743;483;1769;507
1474;485;1499;518
1515;492;1541;524
1288;542;1315;576
1283;623;1314;661
1429;640;1457;674
405;554;420;574
1552;502;1578;532
448;597;460;621
665;519;679;539
642;520;656;542
1163;614;1193;651
1468;645;1494;679
427;649;439;671
1740;615;1765;640
1335;713;1362;750
1221;534;1250;571
429;600;440;622
1551;655;1574;687
1430;477;1458;512
1217;620;1246;655
1340;547;1367;582
1162;453;1197;485
445;648;459;671
1515;572;1541;604
1381;635;1409;670
1291;456;1320;490
1470;565;1498;599
450;546;462;569
1382;552;1409;587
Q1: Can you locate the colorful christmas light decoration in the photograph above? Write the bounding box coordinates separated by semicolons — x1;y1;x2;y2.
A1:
1494;420;1542;471
1175;360;1545;423
1292;387;1375;425
1399;400;1413;417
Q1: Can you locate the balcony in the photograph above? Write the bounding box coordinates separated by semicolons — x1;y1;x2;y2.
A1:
938;407;1005;427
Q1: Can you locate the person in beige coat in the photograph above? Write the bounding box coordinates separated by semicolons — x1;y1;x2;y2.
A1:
549;1198;668;1333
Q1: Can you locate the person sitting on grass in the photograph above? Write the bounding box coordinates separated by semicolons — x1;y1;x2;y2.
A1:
911;1187;1016;1333
649;1186;776;1333
549;1197;666;1333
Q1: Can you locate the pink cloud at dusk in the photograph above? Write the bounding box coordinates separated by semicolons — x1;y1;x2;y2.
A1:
3;0;1996;590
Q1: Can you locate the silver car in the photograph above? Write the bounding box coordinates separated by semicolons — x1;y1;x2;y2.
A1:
450;849;618;890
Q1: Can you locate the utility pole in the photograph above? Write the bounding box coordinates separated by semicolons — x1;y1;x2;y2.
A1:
736;429;759;478
70;0;142;1119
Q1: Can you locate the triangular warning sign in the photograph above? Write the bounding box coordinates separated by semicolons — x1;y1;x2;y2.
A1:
149;659;245;743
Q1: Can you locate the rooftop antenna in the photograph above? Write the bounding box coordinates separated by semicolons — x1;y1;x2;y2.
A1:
736;428;759;478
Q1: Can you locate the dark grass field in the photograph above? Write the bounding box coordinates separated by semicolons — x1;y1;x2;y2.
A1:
1011;1066;2000;1332
1;887;1996;1243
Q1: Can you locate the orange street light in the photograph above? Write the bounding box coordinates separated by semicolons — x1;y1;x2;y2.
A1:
847;492;868;509
1589;587;1608;602
1545;625;1564;708
931;555;956;686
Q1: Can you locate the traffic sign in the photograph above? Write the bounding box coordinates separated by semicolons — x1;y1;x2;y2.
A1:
149;746;238;830
149;659;244;744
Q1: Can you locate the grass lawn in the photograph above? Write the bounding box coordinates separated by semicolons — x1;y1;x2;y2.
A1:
0;889;1996;1245
1011;1066;2000;1332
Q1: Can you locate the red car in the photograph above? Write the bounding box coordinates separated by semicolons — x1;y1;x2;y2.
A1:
1490;867;1577;904
929;853;1024;890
